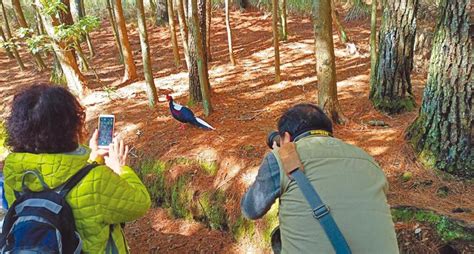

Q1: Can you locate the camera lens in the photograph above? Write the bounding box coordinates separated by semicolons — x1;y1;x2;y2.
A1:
267;131;281;149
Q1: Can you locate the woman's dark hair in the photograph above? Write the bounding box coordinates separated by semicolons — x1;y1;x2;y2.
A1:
6;83;85;153
277;104;333;139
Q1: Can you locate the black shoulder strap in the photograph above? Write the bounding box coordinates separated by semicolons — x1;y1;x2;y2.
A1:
58;163;98;197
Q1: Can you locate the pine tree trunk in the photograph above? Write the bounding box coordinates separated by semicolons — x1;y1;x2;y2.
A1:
106;0;123;63
370;0;418;114
137;0;159;107
167;0;181;66
279;0;288;41
80;0;95;57
11;0;46;71
190;0;212;115
0;25;14;59
313;0;345;124
406;0;473;177
156;0;169;25
35;0;88;97
206;0;211;62
224;0;235;65
198;0;209;88
113;0;138;82
272;0;281;83
331;0;349;43
237;0;248;9
176;0;191;69
1;0;25;70
188;0;202;103
149;0;158;25
369;0;377;88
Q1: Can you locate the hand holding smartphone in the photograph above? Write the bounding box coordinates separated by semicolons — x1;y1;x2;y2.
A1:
98;115;115;149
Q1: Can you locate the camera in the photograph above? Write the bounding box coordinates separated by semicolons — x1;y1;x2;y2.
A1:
266;131;281;149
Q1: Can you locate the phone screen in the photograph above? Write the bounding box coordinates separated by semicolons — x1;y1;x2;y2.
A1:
98;115;114;148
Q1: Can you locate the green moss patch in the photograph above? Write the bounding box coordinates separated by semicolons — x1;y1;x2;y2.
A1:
392;206;474;242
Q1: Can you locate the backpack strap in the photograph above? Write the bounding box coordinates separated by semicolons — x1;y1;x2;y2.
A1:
278;142;352;254
58;163;98;197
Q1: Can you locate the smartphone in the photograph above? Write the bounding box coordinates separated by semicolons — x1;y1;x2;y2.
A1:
98;115;115;149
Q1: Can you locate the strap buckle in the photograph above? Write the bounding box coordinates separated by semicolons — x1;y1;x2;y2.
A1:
312;204;330;220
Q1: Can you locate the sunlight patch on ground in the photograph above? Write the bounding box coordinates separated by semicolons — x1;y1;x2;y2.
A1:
241;170;258;188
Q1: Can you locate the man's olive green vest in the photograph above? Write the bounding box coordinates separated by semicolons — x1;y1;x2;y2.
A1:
272;136;399;254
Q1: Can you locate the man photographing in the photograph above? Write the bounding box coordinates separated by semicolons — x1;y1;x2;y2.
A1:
241;104;399;253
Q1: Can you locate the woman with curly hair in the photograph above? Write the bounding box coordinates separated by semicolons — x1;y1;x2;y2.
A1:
2;83;150;253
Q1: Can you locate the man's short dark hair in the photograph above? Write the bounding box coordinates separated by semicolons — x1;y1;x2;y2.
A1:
7;83;85;153
277;104;333;139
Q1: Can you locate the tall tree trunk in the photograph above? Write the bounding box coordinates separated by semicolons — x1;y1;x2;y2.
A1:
331;0;349;43
149;0;158;25
167;0;180;66
313;0;345;124
279;0;287;41
0;25;14;59
1;0;25;70
106;0;123;63
369;0;377;88
113;0;138;82
11;0;46;71
35;0;88;97
156;0;168;25
190;0;212;115
176;0;191;69
137;0;159;107
370;0;418;114
406;0;472;177
80;0;95;57
237;0;248;9
32;3;46;36
224;0;235;65
188;0;202;103
198;0;209;88
205;0;211;62
272;0;280;83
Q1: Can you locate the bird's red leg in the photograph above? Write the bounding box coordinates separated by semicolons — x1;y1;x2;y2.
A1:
179;123;186;130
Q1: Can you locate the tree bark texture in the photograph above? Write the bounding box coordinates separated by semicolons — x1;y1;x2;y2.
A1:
188;0;202;103
176;0;190;69
369;0;377;88
1;0;25;70
35;0;88;97
167;0;180;66
331;0;349;43
272;0;280;83
137;0;159;107
11;0;46;71
313;0;345;124
205;0;211;62
406;0;473;177
156;0;169;25
224;0;235;65
106;0;123;63
113;0;138;82
189;0;212;115
279;0;287;41
370;0;418;114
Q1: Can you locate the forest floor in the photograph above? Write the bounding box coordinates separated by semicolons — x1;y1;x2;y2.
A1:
0;7;473;254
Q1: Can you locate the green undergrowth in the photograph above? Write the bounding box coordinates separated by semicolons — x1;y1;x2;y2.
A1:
134;157;277;249
391;207;474;242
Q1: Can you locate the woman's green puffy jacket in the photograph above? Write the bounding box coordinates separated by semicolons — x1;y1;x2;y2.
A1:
2;146;151;253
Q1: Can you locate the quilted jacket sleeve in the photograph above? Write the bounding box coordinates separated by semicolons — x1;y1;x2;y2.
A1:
96;165;151;224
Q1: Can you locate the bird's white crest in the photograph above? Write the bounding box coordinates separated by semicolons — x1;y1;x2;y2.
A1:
172;102;183;111
196;117;215;130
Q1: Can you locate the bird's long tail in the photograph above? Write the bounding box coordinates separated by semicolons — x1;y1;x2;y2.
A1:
193;117;216;130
